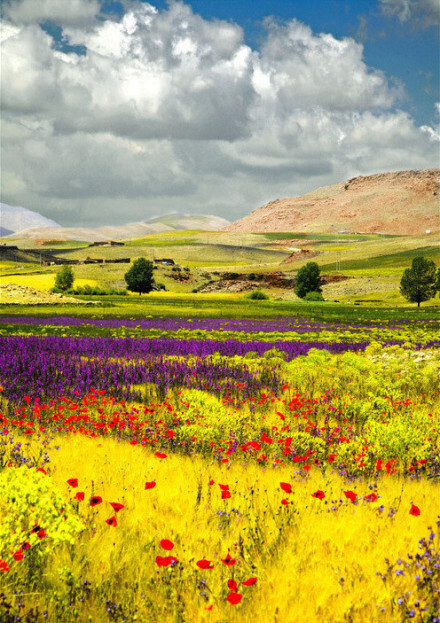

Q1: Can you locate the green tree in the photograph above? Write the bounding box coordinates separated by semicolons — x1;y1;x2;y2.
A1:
124;258;154;295
400;257;437;307
54;264;74;291
295;262;322;299
436;267;440;295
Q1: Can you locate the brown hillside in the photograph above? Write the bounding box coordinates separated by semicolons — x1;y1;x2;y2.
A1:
223;169;439;235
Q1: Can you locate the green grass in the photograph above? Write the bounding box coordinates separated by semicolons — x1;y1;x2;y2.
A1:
320;245;440;272
1;294;439;323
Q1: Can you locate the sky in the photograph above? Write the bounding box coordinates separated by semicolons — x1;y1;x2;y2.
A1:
1;0;439;227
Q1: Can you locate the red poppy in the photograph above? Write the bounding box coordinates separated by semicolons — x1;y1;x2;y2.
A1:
227;579;238;590
0;560;9;572
409;504;420;516
196;559;214;569
343;490;357;502
155;452;167;459
226;593;242;605
160;539;174;551
280;482;292;494
221;553;236;566
221;490;231;499
156;555;177;567
209;479;215;485
242;577;258;586
36;468;47;475
145;481;156;489
219;484;229;490
12;551;24;561
75;491;85;501
37;529;45;540
67;478;78;488
311;490;325;500
281;499;289;505
90;496;103;506
365;493;378;503
21;542;30;551
376;459;383;471
205;605;213;611
110;502;125;513
105;516;117;527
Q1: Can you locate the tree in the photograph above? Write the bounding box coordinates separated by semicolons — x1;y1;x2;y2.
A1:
400;257;437;307
437;267;440;295
55;264;74;291
295;262;322;299
124;258;154;295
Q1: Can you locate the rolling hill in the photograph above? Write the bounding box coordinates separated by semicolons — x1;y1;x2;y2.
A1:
223;169;439;235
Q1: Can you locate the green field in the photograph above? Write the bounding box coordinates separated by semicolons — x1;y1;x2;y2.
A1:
1;230;438;305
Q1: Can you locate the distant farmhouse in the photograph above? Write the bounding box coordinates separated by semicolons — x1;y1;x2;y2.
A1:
154;258;175;266
89;241;125;247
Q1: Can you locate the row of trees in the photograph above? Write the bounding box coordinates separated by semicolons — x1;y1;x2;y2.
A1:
55;256;439;306
54;259;155;295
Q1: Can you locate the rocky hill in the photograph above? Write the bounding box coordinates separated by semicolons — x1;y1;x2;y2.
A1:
223;169;439;235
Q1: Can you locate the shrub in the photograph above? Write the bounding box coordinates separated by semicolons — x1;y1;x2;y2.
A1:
304;290;324;302
246;290;268;300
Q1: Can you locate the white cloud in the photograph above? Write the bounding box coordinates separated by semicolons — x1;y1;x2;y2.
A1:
379;0;440;26
0;1;438;226
2;0;101;27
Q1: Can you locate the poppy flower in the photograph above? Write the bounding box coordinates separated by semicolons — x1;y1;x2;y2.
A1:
67;478;78;488
209;480;215;486
281;499;289;505
219;484;229;490
155;452;167;459
312;490;325;500
90;496;103;506
221;553;236;566
197;560;214;570
37;529;45;540
105;516;117;527
205;605;213;611
227;579;238;590
0;560;9;572
160;539;174;551
75;492;85;501
365;493;378;503
221;490;231;499
242;577;258;586
156;555;177;567
280;482;292;494
21;542;30;551
145;481;156;490
376;459;383;471
110;502;125;513
409;504;420;516
12;551;24;561
343;490;357;502
226;593;242;605
36;468;47;475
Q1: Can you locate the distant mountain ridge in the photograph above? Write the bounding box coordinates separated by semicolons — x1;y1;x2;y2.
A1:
4;211;230;242
223;169;440;235
1;203;60;235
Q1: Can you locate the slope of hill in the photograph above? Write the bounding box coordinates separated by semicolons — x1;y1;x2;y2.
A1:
9;213;231;242
0;203;60;235
223;169;439;235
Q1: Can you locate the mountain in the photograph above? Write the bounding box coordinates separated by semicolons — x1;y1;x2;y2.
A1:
0;203;60;235
7;213;231;242
223;169;439;235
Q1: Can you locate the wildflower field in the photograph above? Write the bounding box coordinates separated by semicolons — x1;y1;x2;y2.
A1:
0;313;439;622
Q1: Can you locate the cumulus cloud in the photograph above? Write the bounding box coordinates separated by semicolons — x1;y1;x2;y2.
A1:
2;0;101;27
379;0;440;26
0;0;438;226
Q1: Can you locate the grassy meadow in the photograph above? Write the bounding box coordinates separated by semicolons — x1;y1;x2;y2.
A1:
0;230;439;622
